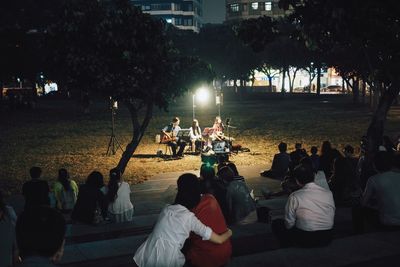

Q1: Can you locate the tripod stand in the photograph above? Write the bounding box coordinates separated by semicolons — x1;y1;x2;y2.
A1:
225;118;236;153
106;106;123;156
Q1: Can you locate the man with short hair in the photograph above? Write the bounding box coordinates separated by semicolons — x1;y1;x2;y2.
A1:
22;167;50;210
16;206;66;266
272;163;335;247
161;117;186;157
360;152;400;230
260;142;291;180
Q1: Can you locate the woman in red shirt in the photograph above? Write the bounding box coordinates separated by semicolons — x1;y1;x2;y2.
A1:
186;166;232;267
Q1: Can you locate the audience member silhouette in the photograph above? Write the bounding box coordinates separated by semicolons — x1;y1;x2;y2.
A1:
310;146;320;172
272;162;335;248
342;145;358;175
16;206;66;267
53;169;78;213
0;191;19;267
359;152;400;231
289;143;308;171
199;164;217;195
219;166;256;225
319;141;342;178
133;173;232;267
22;167;50;210
329;157;361;207
71;171;108;224
281;157;329;194
105;168;134;223
356;136;377;189
260;142;291;180
383;135;396;154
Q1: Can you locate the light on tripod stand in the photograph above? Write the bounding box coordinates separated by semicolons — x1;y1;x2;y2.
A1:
106;97;123;156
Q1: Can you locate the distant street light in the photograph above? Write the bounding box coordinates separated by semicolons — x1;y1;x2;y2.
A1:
192;86;210;120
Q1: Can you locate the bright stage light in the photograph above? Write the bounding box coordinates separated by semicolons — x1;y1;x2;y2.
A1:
195;87;210;104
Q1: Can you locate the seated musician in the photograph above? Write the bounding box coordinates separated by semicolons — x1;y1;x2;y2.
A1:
161;117;186;158
189;119;203;152
212;116;225;141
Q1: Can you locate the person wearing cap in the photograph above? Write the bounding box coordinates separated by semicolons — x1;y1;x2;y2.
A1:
104;168;134;223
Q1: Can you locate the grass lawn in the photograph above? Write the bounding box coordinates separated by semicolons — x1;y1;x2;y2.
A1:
1;93;400;195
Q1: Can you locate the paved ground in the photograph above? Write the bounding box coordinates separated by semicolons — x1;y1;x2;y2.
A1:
132;164;281;215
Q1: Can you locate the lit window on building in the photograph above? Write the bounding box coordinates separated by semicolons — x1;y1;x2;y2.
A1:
251;2;259;10
265;2;272;11
142;5;150;11
230;3;239;12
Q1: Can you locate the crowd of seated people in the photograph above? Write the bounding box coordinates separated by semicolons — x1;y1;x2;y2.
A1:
17;166;135;225
262;137;400;241
2;135;400;266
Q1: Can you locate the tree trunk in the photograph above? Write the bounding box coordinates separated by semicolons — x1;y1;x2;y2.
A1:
233;79;238;94
352;78;359;104
316;66;321;95
369;85;373;109
342;79;345;94
281;68;286;94
361;80;366;104
116;102;153;174
366;84;399;159
268;76;273;92
287;69;293;93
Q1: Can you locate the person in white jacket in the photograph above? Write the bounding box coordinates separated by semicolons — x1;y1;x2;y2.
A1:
105;169;134;223
133;173;232;267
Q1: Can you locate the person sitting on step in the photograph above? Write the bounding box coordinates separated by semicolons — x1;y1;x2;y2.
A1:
272;162;335;248
260;142;291;180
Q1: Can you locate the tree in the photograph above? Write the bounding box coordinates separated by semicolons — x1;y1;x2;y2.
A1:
237;17;309;93
280;0;400;159
48;0;214;173
0;0;57;91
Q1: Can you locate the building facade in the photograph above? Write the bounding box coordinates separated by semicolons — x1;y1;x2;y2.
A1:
225;0;288;22
131;0;203;32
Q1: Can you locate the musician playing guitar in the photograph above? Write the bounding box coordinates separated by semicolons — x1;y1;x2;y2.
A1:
161;117;186;158
212;116;225;141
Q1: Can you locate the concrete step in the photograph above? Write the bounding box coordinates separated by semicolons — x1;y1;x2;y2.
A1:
61;212;356;267
66;214;159;244
60;222;275;267
227;231;400;267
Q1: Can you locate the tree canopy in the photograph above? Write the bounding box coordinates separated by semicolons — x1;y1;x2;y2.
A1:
1;0;214;172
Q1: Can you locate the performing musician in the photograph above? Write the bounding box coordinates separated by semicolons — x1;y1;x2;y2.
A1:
212;116;225;141
161;117;186;158
189;119;203;152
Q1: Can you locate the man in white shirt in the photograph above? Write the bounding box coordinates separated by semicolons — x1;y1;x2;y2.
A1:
358;152;400;232
272;162;335;247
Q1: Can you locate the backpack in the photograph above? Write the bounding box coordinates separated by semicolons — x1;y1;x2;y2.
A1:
61;188;76;210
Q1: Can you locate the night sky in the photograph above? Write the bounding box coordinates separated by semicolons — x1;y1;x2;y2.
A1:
203;0;225;24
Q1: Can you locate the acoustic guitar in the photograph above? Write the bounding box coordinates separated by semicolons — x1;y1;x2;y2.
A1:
160;131;176;144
